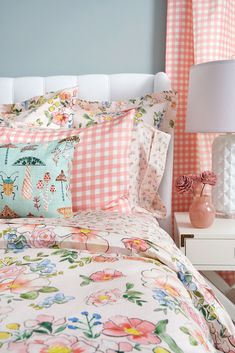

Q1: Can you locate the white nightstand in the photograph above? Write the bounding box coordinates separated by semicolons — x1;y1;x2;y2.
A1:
174;212;235;321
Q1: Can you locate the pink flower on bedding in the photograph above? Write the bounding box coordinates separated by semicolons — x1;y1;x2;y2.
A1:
142;268;189;298
0;272;49;294
71;228;109;253
86;288;122;306
8;334;100;353
102;315;160;345
52;111;69;126
24;314;66;328
122;238;150;252
90;269;124;282
28;227;56;248
59;91;72;101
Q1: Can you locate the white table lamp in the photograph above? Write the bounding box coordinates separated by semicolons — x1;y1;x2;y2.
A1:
186;60;235;217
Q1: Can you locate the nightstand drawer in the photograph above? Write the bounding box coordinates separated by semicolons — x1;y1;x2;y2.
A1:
186;239;235;266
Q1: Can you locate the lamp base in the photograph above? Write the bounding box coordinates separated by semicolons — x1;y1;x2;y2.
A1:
212;133;235;217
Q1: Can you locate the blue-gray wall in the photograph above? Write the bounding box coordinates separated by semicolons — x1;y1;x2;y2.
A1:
0;0;167;77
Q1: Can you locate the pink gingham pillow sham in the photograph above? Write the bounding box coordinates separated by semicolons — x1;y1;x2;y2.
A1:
71;92;176;218
0;110;134;213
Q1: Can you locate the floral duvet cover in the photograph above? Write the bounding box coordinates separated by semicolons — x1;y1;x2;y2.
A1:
0;211;234;353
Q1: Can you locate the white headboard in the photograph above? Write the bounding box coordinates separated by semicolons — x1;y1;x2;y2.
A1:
0;73;173;234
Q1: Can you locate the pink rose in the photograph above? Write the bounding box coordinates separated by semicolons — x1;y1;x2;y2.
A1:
175;175;193;194
200;171;217;186
29;227;56;248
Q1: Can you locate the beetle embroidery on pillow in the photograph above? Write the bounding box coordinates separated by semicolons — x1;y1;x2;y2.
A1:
0;172;18;200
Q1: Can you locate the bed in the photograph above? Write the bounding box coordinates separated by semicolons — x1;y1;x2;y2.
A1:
0;74;233;353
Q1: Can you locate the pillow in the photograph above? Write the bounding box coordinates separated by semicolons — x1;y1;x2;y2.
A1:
0;111;134;213
71;92;176;218
72;90;177;133
0;92;55;119
0;138;78;218
1;87;78;129
130;124;171;218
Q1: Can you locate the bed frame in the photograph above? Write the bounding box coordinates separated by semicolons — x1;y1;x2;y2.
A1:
0;73;173;234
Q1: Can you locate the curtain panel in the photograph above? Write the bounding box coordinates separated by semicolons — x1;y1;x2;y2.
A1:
166;0;235;286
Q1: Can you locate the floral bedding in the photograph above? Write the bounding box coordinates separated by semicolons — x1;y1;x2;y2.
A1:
0;211;234;353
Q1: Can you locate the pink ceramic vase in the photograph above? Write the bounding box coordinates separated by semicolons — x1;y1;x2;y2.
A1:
189;195;215;228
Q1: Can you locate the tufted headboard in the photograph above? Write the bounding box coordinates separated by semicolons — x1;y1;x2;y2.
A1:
0;73;173;234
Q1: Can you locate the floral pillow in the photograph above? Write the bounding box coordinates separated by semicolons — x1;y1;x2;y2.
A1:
0;87;78;129
0;137;78;218
73;90;177;133
0;92;55;119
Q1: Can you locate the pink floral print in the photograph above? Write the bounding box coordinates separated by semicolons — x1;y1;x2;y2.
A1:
102;316;161;345
90;269;124;282
71;228;109;253
122;238;150;252
24;314;66;328
86;289;122;306
0;211;233;353
142;268;189;298
0;271;49;294
28;227;56;248
8;334;100;353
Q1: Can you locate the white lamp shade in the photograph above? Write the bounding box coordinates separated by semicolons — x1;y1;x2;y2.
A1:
186;60;235;133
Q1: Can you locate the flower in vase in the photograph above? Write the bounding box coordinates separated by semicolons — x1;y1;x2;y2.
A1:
175;175;193;194
200;171;217;186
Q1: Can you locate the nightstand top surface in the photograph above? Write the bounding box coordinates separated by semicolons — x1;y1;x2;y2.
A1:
174;212;235;239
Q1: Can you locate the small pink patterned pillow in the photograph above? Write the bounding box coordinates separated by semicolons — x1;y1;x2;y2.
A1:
0;110;134;213
130;124;171;218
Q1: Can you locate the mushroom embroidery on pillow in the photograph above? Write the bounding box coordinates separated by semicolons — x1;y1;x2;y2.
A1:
0;137;79;218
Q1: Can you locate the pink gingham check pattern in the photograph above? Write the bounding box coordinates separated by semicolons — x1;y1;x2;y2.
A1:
0;111;134;213
166;0;235;285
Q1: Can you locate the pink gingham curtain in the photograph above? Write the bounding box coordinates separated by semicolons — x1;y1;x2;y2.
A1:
166;0;235;286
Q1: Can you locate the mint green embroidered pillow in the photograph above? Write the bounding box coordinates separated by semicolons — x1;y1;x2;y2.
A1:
0;138;78;218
